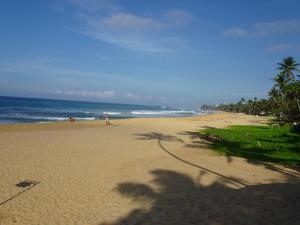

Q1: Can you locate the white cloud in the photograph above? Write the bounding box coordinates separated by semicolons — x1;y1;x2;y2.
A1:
222;27;249;37
160;96;167;101
164;9;194;26
0;59;119;80
56;1;193;52
56;0;120;13
51;90;115;98
0;59;175;92
97;55;113;60
265;44;292;53
145;95;153;100
264;43;300;53
254;18;300;36
101;12;162;31
223;18;300;37
126;92;141;101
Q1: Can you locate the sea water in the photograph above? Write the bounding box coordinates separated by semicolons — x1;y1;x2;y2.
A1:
0;96;204;124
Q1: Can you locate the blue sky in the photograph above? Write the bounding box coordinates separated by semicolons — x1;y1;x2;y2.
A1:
1;0;300;108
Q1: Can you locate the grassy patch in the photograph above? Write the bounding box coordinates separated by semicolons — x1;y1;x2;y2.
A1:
200;125;300;166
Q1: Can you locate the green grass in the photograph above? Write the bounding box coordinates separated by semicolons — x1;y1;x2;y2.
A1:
200;125;300;166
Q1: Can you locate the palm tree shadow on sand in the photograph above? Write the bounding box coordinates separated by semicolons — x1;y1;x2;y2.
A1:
98;131;300;225
100;169;300;225
134;131;300;181
133;132;249;187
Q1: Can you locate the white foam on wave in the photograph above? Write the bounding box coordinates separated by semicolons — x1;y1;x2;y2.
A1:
43;117;69;121
38;116;96;121
7;115;70;121
74;117;96;121
102;112;121;115
131;110;196;115
4;115;96;121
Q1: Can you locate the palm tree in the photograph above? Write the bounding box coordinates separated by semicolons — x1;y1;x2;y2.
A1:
268;87;278;100
268;87;280;115
273;72;292;120
274;73;287;92
277;56;300;81
247;100;253;114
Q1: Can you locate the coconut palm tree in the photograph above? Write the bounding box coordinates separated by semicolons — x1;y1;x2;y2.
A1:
268;87;280;116
268;87;278;98
274;73;287;92
247;99;253;114
277;56;300;81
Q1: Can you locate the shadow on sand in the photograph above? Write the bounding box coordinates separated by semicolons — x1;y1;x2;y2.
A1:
100;169;300;225
144;128;300;179
97;131;300;224
133;131;300;184
0;180;40;207
134;132;248;187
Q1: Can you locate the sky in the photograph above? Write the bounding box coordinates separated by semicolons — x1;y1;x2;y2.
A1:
0;0;300;108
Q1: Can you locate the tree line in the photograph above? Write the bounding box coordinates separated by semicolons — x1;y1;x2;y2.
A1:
201;57;300;122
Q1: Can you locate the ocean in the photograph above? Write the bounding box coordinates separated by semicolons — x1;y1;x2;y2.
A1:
0;96;205;124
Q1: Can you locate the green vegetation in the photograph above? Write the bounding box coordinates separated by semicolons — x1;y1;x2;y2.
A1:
201;56;300;123
200;125;300;166
199;57;300;166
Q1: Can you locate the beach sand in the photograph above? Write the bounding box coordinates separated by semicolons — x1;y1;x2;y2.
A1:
0;112;299;225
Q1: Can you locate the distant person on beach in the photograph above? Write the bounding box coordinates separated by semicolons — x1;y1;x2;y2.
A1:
104;113;110;126
69;117;75;122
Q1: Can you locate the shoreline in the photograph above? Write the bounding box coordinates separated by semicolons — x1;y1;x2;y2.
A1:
0;113;212;127
0;112;224;131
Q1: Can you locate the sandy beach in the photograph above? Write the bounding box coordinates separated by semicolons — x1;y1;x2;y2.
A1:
0;112;299;225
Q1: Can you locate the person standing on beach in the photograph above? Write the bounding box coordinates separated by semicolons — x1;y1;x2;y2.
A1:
104;113;110;126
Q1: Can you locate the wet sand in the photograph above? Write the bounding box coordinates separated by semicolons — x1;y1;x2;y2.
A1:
0;112;299;225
